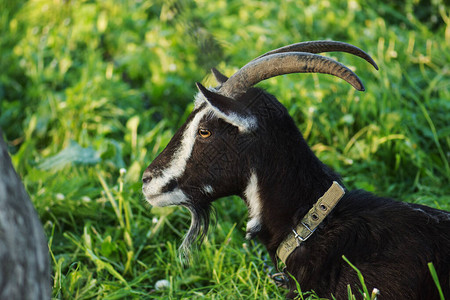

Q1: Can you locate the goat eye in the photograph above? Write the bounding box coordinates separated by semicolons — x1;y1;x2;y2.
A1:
198;129;212;138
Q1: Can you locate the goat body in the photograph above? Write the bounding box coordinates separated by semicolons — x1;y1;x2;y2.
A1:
283;190;450;299
142;41;450;299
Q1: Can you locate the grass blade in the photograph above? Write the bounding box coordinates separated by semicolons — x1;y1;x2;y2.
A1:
342;255;370;300
428;262;445;300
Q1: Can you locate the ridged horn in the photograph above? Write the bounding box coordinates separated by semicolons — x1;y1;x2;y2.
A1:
219;52;366;99
253;40;378;70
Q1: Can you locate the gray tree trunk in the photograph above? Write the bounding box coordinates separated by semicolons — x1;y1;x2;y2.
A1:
0;130;51;299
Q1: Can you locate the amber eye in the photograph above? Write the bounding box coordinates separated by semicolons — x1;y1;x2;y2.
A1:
198;129;212;138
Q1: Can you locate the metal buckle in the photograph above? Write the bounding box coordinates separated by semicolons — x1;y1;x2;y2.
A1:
292;222;316;243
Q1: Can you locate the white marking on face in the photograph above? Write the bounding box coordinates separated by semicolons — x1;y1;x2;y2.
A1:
194;91;258;132
210;109;257;132
244;171;262;239
194;91;207;109
144;189;188;207
143;107;208;206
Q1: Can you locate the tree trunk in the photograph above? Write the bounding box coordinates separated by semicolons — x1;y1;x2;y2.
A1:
0;130;51;299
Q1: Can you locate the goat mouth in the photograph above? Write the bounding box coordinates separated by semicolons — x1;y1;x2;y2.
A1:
143;189;188;207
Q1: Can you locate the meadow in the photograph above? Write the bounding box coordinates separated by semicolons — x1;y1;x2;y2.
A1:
0;0;449;299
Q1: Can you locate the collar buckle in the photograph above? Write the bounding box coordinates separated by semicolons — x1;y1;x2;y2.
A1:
292;222;316;244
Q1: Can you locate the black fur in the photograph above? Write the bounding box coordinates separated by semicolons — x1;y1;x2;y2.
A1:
144;87;450;299
283;191;450;299
240;89;450;299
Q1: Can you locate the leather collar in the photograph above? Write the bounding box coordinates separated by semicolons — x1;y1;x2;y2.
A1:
276;181;345;264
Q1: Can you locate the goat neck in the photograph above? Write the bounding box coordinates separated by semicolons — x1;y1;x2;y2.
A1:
235;89;342;259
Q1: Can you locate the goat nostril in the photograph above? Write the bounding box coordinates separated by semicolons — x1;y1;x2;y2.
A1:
142;176;152;184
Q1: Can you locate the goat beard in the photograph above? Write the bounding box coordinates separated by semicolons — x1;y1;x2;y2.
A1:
179;201;213;263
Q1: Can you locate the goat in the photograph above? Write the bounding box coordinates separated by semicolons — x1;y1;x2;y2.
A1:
142;41;450;299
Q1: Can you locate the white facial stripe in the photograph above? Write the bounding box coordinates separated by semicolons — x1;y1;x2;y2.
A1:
209;109;257;132
143;107;209;205
244;171;262;238
194;91;206;109
195;91;258;132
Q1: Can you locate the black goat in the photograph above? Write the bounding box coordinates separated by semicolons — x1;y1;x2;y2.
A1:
142;41;450;299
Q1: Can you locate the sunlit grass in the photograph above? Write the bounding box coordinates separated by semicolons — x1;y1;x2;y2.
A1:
1;0;449;298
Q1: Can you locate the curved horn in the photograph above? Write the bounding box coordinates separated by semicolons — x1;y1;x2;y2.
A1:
253;40;378;70
219;52;366;99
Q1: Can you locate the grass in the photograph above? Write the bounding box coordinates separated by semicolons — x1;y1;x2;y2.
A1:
1;0;449;298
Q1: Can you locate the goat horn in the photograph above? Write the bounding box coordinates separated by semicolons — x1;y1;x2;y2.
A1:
219;52;366;99
253;40;378;70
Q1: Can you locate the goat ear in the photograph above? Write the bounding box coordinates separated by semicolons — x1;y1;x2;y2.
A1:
196;82;243;114
196;82;257;131
211;68;229;84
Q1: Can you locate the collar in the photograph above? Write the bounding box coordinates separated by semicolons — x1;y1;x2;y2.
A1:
276;181;345;264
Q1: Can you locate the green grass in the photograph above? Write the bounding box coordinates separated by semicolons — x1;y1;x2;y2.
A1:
1;0;449;298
